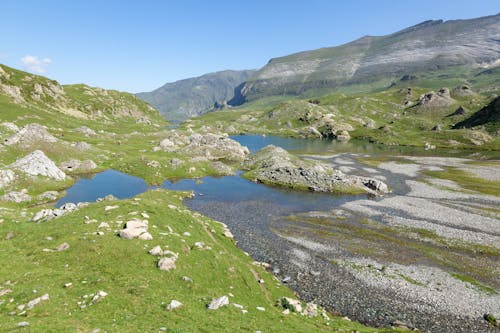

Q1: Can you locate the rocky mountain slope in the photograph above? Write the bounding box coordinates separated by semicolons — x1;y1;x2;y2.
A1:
232;14;500;103
137;70;255;122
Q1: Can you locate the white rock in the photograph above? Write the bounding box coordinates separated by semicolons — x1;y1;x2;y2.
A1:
98;222;110;229
158;256;177;271
207;296;229;310
3;124;57;147
27;293;49;309
166;300;183;310
17;322;29;327
138;232;153;240
0;169;15;189
149;245;163;256
256;306;266;311
104;205;119;211
10;150;65;180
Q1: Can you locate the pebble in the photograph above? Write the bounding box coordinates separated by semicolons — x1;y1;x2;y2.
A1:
17;322;29;327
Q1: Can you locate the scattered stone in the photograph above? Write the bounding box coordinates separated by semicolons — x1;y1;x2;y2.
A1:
98;222;110;229
5;231;14;240
10;150;66;180
431;124;442;131
282;276;291;283
0;122;19;132
74;141;92;150
64;283;73;288
207;296;229;310
166;300;183;311
104;205;119;211
181;276;193;283
256;306;266;311
17;322;29;328
91;290;108;303
149;245;163;256
0;288;12;296
55;242;70;252
158;255;177;272
138;232;153;240
26;293;49;309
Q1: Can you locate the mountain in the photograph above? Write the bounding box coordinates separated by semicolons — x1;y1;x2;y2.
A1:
137;69;255;122
232;14;500;104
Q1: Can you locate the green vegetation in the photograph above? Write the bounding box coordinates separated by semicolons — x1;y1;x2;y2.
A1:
450;273;497;295
423;167;500;196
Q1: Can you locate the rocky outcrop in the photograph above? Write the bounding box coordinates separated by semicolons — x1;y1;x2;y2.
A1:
243;145;389;195
156;130;249;163
10;150;66;181
453;84;476;97
417;88;456;108
3;123;57;147
32;202;78;222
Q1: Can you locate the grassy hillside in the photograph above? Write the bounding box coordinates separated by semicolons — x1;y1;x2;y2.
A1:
186;85;500;152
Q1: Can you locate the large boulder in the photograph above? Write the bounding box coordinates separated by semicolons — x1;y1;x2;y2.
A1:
182;133;249;162
10;150;66;181
417;88;455;108
243;145;389;195
60;159;97;173
3;124;57;147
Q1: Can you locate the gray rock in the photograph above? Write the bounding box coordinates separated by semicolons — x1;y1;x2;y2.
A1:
0;122;19;132
158;256;177;271
55;242;70;252
10;150;66;181
119;218;152;240
0;169;15;189
37;191;59;201
418;88;456;108
166;300;183;310
17;322;29;328
75;126;96;136
74;141;92;150
1;190;31;203
60;159;97;172
3;124;57;147
207;295;229;310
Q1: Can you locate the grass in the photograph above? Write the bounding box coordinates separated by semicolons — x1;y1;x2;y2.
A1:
450;273;497;295
423;167;500;196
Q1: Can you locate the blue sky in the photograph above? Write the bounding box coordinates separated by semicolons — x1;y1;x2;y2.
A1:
1;0;498;92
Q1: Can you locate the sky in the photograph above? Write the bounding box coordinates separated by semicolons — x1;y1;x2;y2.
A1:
1;0;499;93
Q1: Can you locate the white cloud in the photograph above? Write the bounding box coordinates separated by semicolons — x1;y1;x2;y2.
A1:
20;54;52;74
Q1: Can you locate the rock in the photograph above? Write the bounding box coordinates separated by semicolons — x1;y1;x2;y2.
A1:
424;142;436;150
431;124;442;131
0;122;19;132
166;300;183;310
453;84;475;96
463;130;492;146
60;159;97;172
418;88;455;108
17;322;30;328
282;276;291;283
1;190;31;203
138;232;153;240
27;293;49;309
158;256;177;271
74;141;92;150
55;242;70;252
244;145;389;195
32;209;55;222
37;191;59;201
0;169;15;189
183;133;249;162
256;307;266;311
181;276;193;283
448;106;467;117
75;126;96;136
4;231;14;240
207;296;229;310
149;245;163;256
334;130;351;142
98;222;110;229
280;297;302;312
104;205;119;211
91;290;108;303
3;124;57;147
303;302;318;317
10;150;66;180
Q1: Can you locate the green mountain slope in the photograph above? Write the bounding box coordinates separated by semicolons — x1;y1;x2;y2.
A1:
232;14;500;103
137;70;255;122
